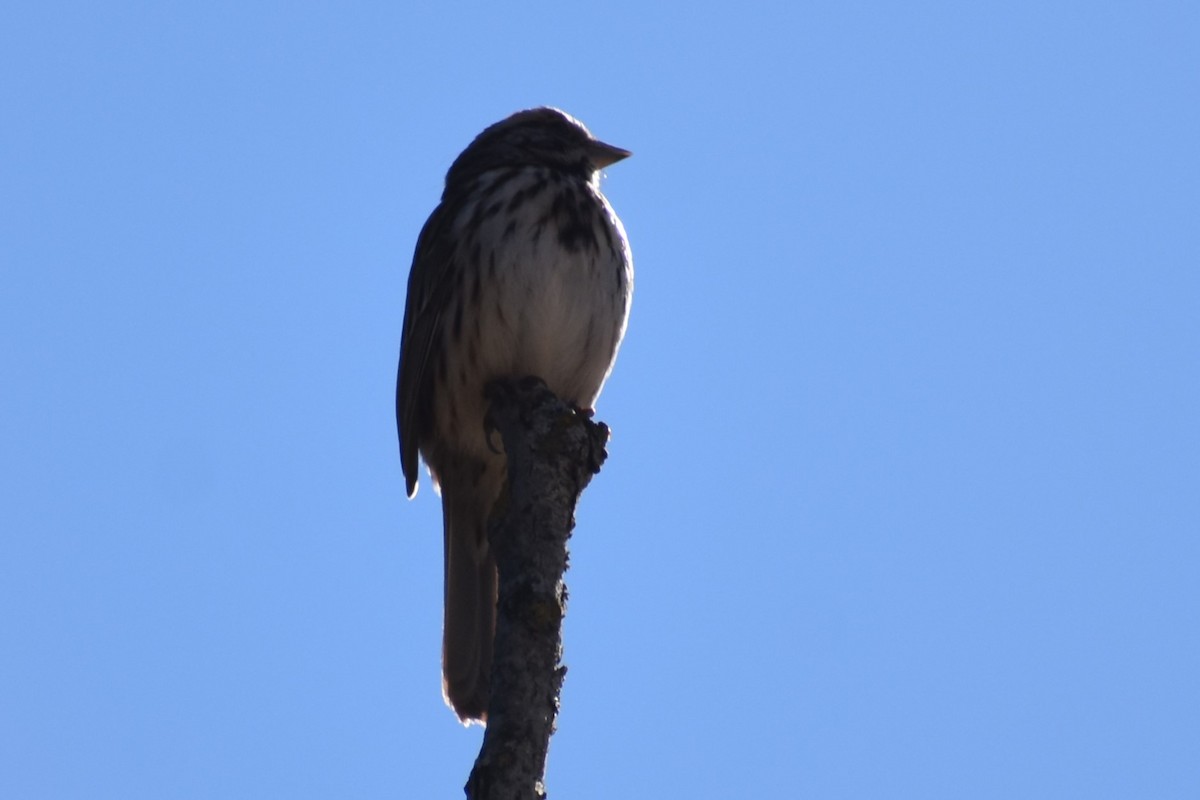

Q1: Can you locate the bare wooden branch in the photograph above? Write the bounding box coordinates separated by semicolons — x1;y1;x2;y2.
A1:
464;377;609;800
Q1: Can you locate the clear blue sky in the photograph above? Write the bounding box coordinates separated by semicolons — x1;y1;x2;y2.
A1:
3;2;1197;797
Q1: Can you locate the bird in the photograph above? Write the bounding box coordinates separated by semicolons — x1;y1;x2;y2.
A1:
396;107;633;724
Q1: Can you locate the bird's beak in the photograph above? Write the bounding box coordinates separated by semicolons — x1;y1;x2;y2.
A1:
589;140;632;168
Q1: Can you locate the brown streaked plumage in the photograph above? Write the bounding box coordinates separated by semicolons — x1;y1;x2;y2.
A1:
396;108;632;724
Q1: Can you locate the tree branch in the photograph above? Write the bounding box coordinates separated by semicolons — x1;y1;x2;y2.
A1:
464;376;610;800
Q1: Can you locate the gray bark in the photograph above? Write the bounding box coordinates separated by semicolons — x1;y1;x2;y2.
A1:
464;377;610;800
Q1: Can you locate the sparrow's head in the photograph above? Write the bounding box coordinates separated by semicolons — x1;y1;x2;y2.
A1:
444;107;630;192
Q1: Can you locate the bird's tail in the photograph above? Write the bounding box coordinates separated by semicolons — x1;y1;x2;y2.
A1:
440;484;498;724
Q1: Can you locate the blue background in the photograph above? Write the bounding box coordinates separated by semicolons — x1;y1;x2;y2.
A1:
3;2;1197;797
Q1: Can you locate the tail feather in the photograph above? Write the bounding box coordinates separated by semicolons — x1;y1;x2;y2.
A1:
441;488;497;724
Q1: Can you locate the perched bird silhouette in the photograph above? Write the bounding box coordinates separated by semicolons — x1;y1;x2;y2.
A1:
396;108;633;723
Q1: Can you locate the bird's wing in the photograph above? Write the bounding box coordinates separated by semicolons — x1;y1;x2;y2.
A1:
396;199;460;498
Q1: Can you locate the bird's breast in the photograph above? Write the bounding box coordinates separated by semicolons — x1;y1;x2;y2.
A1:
452;168;632;405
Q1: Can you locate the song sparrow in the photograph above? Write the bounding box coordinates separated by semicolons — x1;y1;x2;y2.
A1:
396;108;633;723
